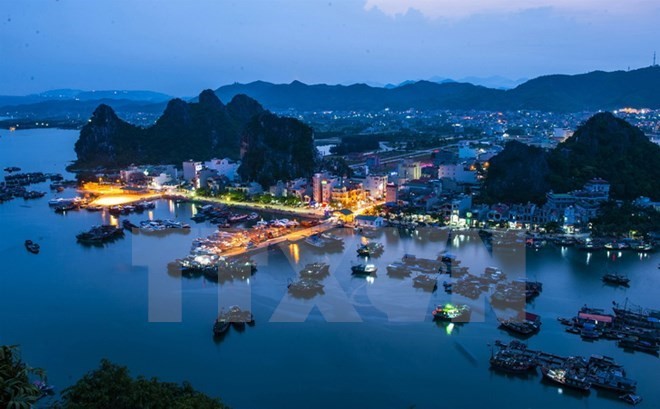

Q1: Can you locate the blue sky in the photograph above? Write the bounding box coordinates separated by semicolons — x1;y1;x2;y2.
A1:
1;0;658;96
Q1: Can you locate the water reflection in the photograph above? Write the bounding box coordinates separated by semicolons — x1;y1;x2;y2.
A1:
167;261;182;278
539;378;590;400
289;243;300;265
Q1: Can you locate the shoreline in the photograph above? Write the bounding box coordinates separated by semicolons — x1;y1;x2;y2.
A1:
172;194;328;220
218;219;338;258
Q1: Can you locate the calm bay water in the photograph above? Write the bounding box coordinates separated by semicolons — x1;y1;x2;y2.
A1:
1;129;658;409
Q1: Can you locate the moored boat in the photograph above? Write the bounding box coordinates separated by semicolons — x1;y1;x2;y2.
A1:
304;234;327;248
541;367;591;392
54;202;77;213
178;253;220;275
356;242;384;257
432;303;471;322
351;263;377;275
226;305;254;329
213;315;230;336
590;371;637;394
320;232;343;243
299;262;330;279
602;273;630;286
499;312;542;336
76;225;124;244
619;393;643;405
605;241;629;250
288;278;324;297
122;219;139;230
386;262;411;277
24;240;40;254
412;274;437;291
489;353;537;373
617;336;659;355
578;241;603;252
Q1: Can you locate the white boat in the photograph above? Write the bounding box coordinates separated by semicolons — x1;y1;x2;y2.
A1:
305;234;326;248
48;197;79;206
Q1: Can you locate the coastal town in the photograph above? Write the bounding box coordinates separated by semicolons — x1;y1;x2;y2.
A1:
3;105;658;271
4;2;660;408
2;70;660;409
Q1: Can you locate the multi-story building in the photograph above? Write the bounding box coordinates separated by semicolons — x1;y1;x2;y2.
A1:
182;161;202;182
385;183;398;203
204;158;241;181
397;160;421;185
545;192;575;211
331;180;366;209
363;174;388;200
546;178;611;216
151;173;174;189
437;163;478;184
582;178;610;199
196;169;219;189
439;194;473;223
312;172;339;204
120;166;147;184
119;165;178;188
287;178;310;201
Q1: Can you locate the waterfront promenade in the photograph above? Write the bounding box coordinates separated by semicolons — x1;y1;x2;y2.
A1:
185;193;327;219
219;218;339;258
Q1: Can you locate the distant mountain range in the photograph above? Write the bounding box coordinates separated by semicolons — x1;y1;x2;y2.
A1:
376;76;526;90
0;89;172;107
2;67;659;122
216;67;660;112
0;89;171;124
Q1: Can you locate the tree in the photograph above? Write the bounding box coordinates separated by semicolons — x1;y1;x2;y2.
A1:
591;201;660;237
543;221;562;234
61;359;228;409
0;345;47;409
256;193;273;204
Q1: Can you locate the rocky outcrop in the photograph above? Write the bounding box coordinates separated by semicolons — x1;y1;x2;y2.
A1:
482;141;551;204
74;104;143;167
547;112;660;200
238;113;319;188
74;92;318;178
483;112;660;203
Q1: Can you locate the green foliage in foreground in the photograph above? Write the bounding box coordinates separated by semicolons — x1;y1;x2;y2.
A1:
61;359;228;409
0;345;47;409
2;348;228;409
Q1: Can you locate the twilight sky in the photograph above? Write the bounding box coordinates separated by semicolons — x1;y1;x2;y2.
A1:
1;0;658;96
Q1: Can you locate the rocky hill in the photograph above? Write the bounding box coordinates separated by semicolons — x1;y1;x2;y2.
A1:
73;91;318;188
483;112;660;203
238;113;318;188
482;141;551;204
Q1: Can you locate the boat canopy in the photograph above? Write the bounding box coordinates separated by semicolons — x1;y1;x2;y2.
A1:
578;312;613;323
